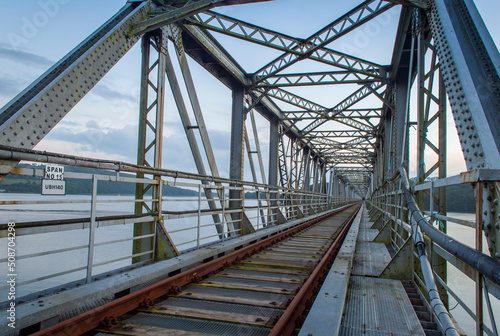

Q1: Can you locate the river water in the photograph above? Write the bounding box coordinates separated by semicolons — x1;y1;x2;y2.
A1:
0;194;498;335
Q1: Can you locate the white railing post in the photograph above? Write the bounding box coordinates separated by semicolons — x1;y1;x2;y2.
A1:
86;175;98;284
197;184;202;249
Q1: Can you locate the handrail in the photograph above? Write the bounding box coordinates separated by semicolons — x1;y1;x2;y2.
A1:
399;167;459;336
0;145;327;195
399;167;500;285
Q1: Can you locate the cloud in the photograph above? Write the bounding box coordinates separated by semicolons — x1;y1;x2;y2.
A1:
0;74;23;97
34;120;239;178
91;83;137;104
0;43;53;67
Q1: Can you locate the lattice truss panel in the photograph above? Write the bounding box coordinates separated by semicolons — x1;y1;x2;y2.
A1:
178;0;399;195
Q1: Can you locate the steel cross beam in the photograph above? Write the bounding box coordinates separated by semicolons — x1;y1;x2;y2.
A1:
0;1;150;149
130;0;275;36
325;154;373;165
301;81;385;135
251;0;395;84
284;108;382;119
305;130;374;138
309;136;374;151
259;88;375;132
187;10;385;79
263;88;329;117
256;71;380;87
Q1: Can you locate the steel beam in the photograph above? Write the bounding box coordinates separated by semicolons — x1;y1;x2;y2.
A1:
229;83;246;233
164;45;223;235
0;2;150;149
427;0;500;259
187;10;384;79
134;31;178;262
251;0;394;84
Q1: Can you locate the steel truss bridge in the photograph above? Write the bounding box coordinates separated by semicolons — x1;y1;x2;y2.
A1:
0;0;499;335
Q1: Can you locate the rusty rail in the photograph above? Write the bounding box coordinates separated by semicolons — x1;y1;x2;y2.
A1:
32;204;358;336
269;204;360;336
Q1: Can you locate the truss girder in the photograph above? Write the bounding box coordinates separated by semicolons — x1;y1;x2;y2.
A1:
263;88;329;116
256;71;380;87
251;0;394;84
260;87;375;132
427;0;500;169
427;0;500;259
304;130;373;138
301;81;384;134
283;109;382;120
0;2;151;148
131;0;275;36
187;10;385;79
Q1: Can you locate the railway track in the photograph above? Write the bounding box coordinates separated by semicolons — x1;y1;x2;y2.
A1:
34;204;360;336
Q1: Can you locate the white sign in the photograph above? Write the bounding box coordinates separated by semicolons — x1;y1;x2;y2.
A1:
45;164;64;180
41;179;66;195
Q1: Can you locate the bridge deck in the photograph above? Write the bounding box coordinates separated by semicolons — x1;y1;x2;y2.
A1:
300;207;428;336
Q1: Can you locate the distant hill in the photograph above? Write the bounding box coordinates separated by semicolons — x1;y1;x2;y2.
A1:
420;183;475;213
0;164;197;196
0;165;477;211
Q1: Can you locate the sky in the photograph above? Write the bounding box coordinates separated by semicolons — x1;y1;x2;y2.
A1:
0;0;499;181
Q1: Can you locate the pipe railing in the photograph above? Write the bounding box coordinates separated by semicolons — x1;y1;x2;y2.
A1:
369;168;500;336
398;167;459;336
0;147;356;302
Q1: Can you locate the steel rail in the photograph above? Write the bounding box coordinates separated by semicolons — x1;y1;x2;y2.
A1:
31;204;358;336
269;204;360;336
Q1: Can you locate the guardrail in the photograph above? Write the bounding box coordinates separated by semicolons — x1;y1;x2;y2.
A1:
0;147;354;303
369;168;500;336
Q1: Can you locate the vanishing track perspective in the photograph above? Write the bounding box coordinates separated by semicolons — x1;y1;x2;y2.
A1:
35;204;360;336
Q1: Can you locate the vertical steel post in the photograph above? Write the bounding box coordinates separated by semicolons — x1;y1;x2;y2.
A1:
197;184;201;249
436;68;448;306
303;149;311;192
86;175;98;284
476;182;484;335
229;83;245;234
416;10;426;209
134;34;154;263
328;169;334;208
312;158;319;193
269;117;279;223
134;31;177;262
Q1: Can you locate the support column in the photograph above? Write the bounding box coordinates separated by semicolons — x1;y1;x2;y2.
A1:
134;30;177;263
229;83;245;234
303;148;311;191
416;15;426;209
268;117;282;224
434;67;448;306
312;158;319;193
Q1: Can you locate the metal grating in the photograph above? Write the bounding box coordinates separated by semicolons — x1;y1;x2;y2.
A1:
125;313;271;336
357;228;379;242
339;276;425;336
351;241;391;276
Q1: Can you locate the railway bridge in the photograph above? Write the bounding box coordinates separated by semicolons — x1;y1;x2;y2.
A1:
0;0;499;335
